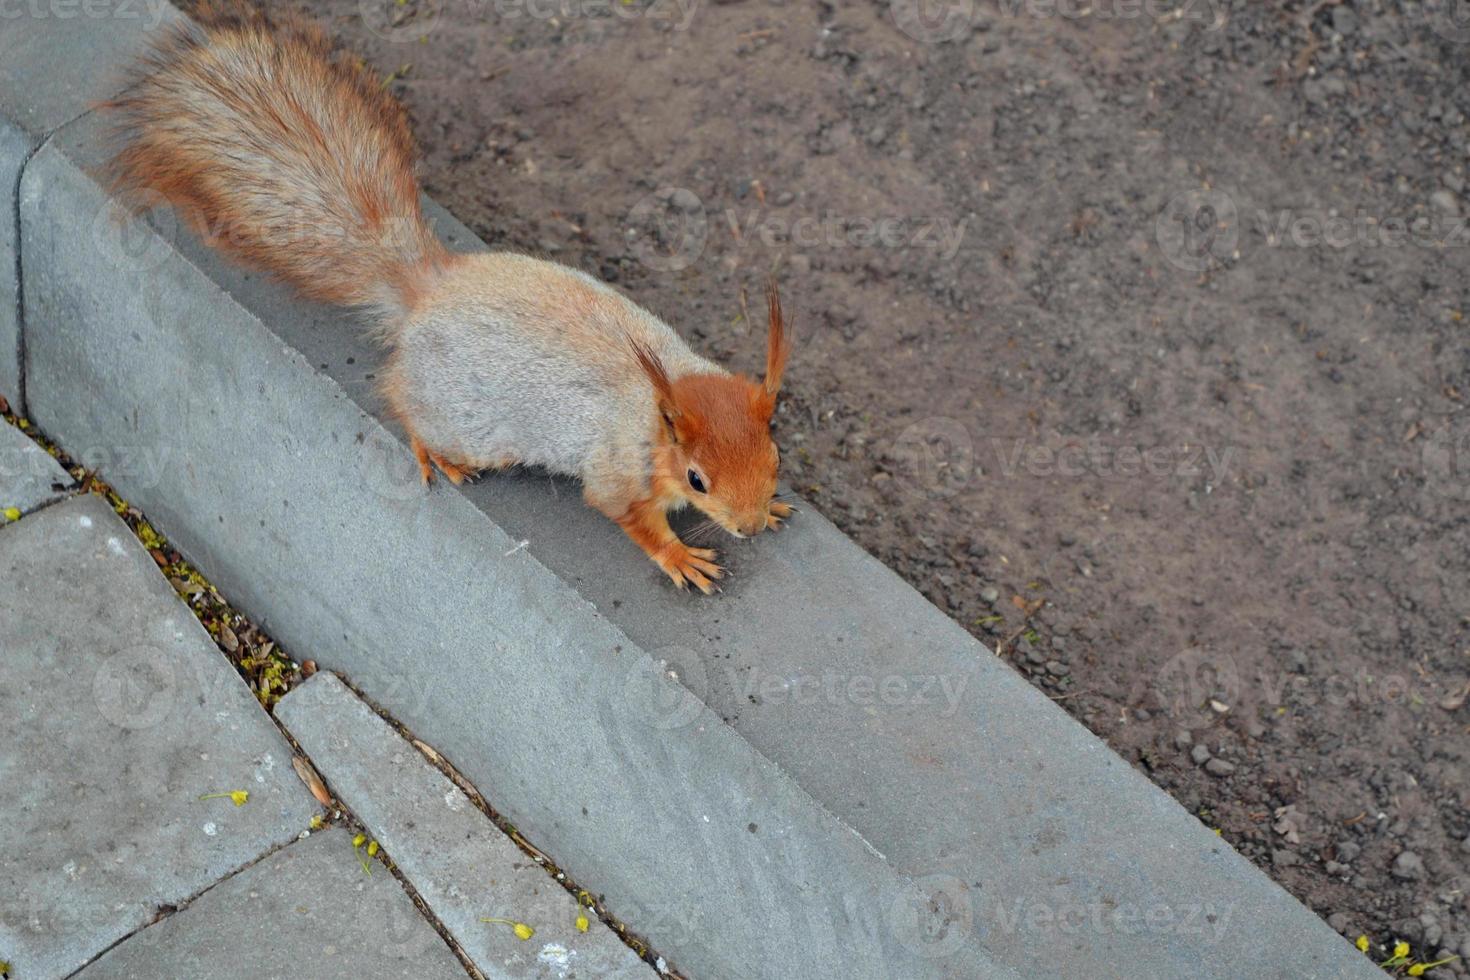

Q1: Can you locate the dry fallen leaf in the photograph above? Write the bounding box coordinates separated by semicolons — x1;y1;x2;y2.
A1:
292;756;332;806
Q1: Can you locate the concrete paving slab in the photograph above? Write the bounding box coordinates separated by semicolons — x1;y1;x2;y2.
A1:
0;494;319;978
73;828;466;980
276;673;656;980
0;417;72;516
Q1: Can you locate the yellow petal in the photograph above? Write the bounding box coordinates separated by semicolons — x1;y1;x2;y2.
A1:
230;790;249;806
576;914;589;933
1409;966;1426;977
2;508;20;522
367;840;379;857
352;833;366;848
513;922;534;941
1396;942;1411;958
1356;935;1369;953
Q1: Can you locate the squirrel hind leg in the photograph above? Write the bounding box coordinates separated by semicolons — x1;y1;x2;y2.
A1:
427;449;473;485
410;435;435;485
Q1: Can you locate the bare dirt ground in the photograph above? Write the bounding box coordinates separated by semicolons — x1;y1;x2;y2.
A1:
285;0;1470;967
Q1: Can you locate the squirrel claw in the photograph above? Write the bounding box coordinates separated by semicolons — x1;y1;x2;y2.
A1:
659;544;724;595
767;500;794;530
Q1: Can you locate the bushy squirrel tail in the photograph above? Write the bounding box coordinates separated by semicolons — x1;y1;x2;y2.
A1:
105;1;448;319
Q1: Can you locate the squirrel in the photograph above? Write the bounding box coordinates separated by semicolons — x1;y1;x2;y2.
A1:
103;3;792;594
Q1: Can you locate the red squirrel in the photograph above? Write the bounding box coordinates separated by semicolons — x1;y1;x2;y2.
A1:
104;3;792;594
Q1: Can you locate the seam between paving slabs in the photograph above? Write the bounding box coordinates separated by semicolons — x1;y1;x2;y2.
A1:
315;671;690;976
0;408;685;980
55;835;306;980
7;139;34;415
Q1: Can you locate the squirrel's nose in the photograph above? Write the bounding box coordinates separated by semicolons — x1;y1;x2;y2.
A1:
738;518;764;537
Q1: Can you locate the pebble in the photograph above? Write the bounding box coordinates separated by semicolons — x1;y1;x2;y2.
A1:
1045;660;1070;677
1174;730;1193;748
1190;743;1212;765
1336;840;1361;863
1204;758;1237;776
1431;189;1461;215
1392;851;1426;880
980;586;1000;604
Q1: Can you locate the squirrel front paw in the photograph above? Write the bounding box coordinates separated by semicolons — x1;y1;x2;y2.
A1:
767;500;794;531
657;543;724;595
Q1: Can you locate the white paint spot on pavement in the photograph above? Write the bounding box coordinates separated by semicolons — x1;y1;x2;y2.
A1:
537;943;576;977
203;822;218;837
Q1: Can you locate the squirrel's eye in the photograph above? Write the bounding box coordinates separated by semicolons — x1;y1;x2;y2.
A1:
686;468;707;493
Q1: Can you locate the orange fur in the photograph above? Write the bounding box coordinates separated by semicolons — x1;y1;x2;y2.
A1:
104;1;449;313
629;283;791;554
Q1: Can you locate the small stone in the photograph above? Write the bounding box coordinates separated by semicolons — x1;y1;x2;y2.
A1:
1431;190;1461;215
1325;861;1347;875
1045;660;1070;677
1204;758;1236;776
1391;851;1425;879
980;587;1000;604
1133;708;1151;722
1327;911;1351;933
1272;848;1300;867
1174;730;1194;748
1190;743;1212;765
1336;840;1361;863
1331;6;1357;34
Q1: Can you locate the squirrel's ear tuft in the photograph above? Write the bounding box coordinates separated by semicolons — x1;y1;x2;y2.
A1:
632;340;689;440
631;340;676;412
763;281;791;397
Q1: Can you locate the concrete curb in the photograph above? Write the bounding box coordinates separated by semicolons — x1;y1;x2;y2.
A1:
2;6;1381;979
